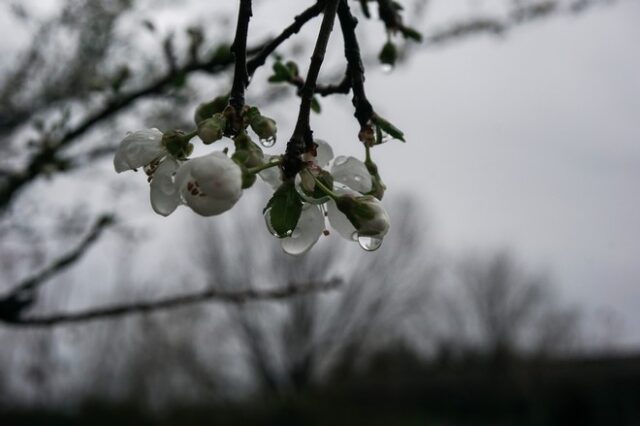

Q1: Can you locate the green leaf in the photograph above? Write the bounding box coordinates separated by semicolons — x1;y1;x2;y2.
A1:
311;97;322;114
374;115;405;142
401;26;423;42
272;61;291;79
263;182;302;238
285;61;299;77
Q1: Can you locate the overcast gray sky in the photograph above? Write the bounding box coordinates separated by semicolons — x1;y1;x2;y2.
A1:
305;0;640;346
2;0;639;348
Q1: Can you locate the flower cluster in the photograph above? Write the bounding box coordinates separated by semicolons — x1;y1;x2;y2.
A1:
114;97;391;255
261;140;390;255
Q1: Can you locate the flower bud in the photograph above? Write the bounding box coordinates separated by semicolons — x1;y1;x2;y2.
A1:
197;113;226;144
194;95;229;125
335;194;390;239
378;41;397;68
162;130;191;159
232;132;264;169
248;108;277;142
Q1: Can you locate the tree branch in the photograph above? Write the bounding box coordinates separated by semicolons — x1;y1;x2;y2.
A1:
338;0;374;128
0;214;114;322
247;0;326;77
4;279;342;327
229;0;253;112
283;0;341;179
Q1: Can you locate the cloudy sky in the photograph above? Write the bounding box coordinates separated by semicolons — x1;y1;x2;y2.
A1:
2;0;639;347
303;0;640;346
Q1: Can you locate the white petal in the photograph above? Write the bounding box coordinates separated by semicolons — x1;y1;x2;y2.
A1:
327;198;357;241
258;155;283;189
314;139;334;168
281;204;325;255
150;158;180;217
176;152;243;216
331;156;372;193
114;128;165;173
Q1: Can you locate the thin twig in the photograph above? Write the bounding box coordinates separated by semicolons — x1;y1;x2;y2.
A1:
247;0;326;77
229;0;253;112
5;279;342;327
0;214;114;322
283;0;341;178
338;0;374;128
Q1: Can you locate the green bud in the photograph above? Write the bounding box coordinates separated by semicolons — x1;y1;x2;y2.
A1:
378;41;397;67
251;116;277;141
197;113;226;144
336;194;390;238
194;95;229;125
240;169;257;189
162;130;191;159
232;132;264;169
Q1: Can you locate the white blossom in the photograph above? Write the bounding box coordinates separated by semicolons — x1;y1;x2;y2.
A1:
113;128;166;173
175;152;243;216
280;203;325;255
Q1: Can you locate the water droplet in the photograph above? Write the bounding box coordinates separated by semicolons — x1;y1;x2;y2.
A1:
294;173;330;205
357;235;383;251
260;136;276;148
381;64;394;74
264;209;293;238
334;156;348;166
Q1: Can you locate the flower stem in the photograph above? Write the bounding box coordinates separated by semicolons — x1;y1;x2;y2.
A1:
283;0;340;179
184;129;198;140
311;173;338;200
246;158;282;175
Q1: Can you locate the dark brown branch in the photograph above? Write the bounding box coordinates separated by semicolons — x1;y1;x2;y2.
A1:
283;0;341;178
286;71;351;97
0;51;237;211
338;0;374;128
5;279;342;327
246;0;326;77
229;0;253;111
0;214;114;322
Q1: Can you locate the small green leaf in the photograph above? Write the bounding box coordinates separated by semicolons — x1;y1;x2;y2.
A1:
401;26;423;42
264;182;302;238
311;97;322;114
285;61;299;77
272;61;291;79
374;115;405;142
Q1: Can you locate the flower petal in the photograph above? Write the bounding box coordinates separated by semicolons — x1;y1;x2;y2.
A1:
114;128;165;173
331;156;372;193
314;139;334;168
327;190;357;241
150;158;180;217
176;152;243;216
281;204;325;255
258;155;283;190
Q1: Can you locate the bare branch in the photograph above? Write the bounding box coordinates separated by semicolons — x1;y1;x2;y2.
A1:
0;214;115;322
4;279;342;327
246;0;326;77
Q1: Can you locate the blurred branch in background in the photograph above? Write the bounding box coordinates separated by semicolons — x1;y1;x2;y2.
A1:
0;213;114;323
2;279;341;327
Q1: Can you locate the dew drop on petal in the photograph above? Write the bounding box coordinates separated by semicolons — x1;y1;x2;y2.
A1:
334;156;348;166
357;234;383;251
264;208;293;237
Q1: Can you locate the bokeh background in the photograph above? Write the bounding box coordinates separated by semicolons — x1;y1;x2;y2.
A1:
0;0;639;424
